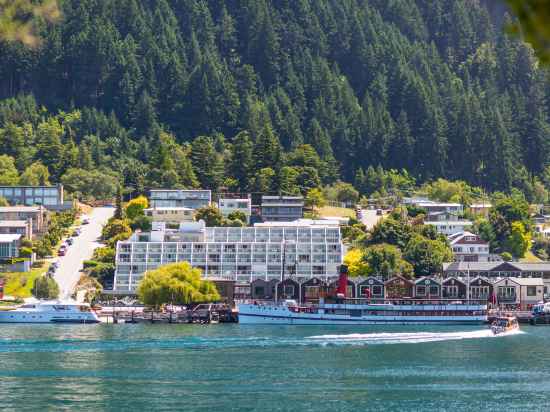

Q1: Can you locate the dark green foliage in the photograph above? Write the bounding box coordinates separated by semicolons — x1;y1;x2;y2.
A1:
32;276;60;299
0;1;548;196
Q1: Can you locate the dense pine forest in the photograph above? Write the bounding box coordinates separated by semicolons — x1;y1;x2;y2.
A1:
0;0;549;200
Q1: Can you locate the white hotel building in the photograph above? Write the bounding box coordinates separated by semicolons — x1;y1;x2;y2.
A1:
113;221;343;293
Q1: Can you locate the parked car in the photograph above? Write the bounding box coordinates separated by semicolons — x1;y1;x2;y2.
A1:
82;218;90;225
376;209;383;216
66;238;73;246
58;248;66;257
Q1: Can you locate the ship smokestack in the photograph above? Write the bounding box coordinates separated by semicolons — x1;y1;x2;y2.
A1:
337;264;348;297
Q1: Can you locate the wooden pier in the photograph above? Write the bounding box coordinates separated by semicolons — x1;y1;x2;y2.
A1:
98;303;238;324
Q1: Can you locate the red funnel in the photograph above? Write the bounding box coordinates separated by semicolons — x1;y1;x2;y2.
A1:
337;265;348;296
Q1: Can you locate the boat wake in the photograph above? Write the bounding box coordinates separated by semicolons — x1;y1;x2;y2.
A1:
307;329;524;345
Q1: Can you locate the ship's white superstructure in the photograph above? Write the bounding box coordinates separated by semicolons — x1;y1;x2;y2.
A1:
238;299;487;325
0;300;100;323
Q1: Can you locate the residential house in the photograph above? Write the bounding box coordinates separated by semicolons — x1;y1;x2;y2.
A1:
149;189;211;209
469;203;492;218
261;195;304;222
144;207;194;225
0;220;33;239
0;184;70;210
448;231;501;263
218;197;252;223
0;206;45;233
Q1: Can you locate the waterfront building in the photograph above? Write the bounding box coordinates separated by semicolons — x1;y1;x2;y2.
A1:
0;220;33;239
356;277;385;299
469;277;493;300
448;231;501;263
384;276;414;298
492;277;544;310
218;197;251;223
0;206;45;233
414;277;441;298
144;207;194;225
0;184;68;210
414;201;463;216
113;220;343;293
0;234;21;258
261;195;303;222
149;189;211;209
441;277;467;299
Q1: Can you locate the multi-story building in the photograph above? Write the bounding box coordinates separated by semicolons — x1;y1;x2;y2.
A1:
218;197;251;223
0;220;33;239
469;202;492;218
448;231;501;263
144;207;194;225
0;234;21;258
0;206;45;233
0;184;69;210
149;189;211;209
261;195;303;222
113;221;343;293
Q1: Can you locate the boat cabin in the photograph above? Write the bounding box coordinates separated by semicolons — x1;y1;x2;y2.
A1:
301;277;326;302
414;277;441;299
356;277;385;299
442;277;466;299
384;276;414;299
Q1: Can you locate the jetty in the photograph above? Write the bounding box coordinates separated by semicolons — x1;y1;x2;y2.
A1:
97;303;237;324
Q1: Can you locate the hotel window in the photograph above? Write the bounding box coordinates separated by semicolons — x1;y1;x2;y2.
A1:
527;286;537;296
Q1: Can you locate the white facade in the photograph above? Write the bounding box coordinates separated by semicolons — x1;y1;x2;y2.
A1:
218;198;251;223
114;223;343;293
448;231;501;263
493;277;544;309
144;207;194;224
425;220;472;236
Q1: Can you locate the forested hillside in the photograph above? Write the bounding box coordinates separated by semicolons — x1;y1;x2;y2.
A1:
0;0;549;199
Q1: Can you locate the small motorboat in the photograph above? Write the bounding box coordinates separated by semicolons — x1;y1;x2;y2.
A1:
491;316;519;335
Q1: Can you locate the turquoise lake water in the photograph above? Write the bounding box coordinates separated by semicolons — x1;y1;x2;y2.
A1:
0;324;549;411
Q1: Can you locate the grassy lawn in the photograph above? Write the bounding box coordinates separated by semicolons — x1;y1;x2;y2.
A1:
520;251;542;263
318;206;356;218
1;263;48;298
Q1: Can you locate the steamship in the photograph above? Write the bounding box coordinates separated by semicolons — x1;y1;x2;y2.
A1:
238;266;488;325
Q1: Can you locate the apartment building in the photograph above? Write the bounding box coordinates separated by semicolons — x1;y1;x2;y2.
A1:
149;189;211;209
261;195;304;222
114;221;343;293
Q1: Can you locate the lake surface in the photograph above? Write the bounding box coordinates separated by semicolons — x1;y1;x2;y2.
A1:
0;323;549;411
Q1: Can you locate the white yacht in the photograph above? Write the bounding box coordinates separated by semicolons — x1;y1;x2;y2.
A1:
0;300;100;324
